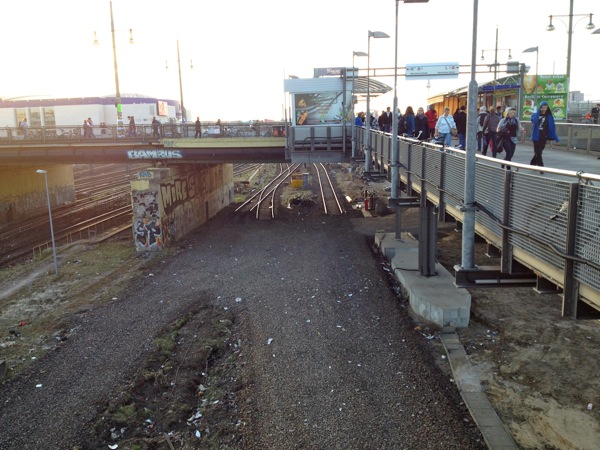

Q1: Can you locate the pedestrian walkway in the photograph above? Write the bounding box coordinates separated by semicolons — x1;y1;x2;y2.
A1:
476;141;600;177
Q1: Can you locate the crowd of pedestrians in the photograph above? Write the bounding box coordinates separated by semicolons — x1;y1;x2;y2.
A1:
356;100;562;171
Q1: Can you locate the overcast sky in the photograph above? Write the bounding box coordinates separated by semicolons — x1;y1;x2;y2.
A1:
1;0;598;121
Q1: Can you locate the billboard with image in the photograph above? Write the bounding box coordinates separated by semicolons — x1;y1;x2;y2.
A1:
521;74;568;121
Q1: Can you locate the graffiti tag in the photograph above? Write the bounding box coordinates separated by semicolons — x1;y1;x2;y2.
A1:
127;150;183;159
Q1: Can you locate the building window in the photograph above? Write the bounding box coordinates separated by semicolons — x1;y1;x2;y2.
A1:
44;108;56;126
16;108;27;125
30;109;42;127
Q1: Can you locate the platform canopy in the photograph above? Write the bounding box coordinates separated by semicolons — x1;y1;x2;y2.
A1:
352;76;392;97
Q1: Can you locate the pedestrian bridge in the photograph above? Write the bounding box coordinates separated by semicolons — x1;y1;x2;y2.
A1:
0;121;356;165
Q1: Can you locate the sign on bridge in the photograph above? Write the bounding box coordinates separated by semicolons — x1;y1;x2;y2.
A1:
405;63;459;79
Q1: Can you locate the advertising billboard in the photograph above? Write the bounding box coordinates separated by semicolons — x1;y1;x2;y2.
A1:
293;92;348;126
157;100;169;117
521;74;568;121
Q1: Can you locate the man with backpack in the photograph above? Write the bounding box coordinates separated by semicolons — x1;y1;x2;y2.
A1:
476;106;488;153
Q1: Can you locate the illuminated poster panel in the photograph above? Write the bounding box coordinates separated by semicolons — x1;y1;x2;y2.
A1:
293;92;346;126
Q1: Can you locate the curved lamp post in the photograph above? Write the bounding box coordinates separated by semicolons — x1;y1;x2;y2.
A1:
480;27;511;81
522;46;539;110
365;30;389;173
94;1;134;126
36;170;58;274
166;40;194;123
547;2;594;100
351;51;367;159
390;0;429;240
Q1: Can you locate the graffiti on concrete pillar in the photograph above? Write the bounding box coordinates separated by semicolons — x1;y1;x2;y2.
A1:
132;190;163;251
134;216;163;250
159;175;199;216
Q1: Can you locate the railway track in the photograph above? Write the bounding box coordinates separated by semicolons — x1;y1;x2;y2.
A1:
235;164;298;219
234;163;346;219
0;164;140;267
313;163;345;215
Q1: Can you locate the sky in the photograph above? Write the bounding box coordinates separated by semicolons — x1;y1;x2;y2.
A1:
1;0;598;121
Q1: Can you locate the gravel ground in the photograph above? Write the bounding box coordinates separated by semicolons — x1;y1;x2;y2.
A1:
0;204;485;449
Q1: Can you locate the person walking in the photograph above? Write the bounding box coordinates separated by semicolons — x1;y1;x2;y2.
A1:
87;118;96;138
152;117;161;138
127;116;136;137
377;110;386;132
19;118;29;138
434;107;456;147
425;105;438;139
496;107;524;169
482;107;501;157
403;106;416;137
414;107;430;140
476;106;488;153
355;112;364;127
454;105;467;149
381;107;392;133
83;119;91;138
530;101;559;170
194;117;202;138
591;103;600;125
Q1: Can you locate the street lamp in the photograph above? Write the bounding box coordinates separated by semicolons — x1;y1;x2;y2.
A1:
351;50;367;158
522;46;539;110
461;0;480;270
390;0;429;241
166;40;194;123
94;1;134;126
480;27;511;80
365;30;390;173
36;170;58;275
546;2;594;100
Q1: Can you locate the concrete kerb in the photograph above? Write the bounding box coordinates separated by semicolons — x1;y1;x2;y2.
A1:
375;231;471;328
441;327;518;450
374;232;518;449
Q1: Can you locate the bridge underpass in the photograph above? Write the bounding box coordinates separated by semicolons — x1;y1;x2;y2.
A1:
0;130;354;253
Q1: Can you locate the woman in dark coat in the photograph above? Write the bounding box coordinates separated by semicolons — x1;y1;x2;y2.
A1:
414;107;429;140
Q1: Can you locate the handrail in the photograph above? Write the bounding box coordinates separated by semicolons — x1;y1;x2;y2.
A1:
359;126;600;317
0;121;288;145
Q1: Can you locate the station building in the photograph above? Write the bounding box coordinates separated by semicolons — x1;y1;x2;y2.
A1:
0;94;184;128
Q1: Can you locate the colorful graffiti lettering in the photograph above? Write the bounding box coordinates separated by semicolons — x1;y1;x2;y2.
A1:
134;217;163;251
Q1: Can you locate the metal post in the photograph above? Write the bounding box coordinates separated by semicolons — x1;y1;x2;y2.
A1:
461;0;479;270
109;1;122;126
352;53;357;158
535;49;539;109
177;40;185;122
365;34;372;173
351;51;367;159
391;1;399;202
566;0;574;100
494;26;498;80
392;1;401;239
37;170;58;274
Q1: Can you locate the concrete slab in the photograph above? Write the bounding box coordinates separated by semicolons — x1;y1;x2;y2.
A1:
375;231;471;328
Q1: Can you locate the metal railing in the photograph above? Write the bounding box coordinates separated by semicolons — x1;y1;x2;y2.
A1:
521;122;600;155
0;121;288;145
357;126;600;317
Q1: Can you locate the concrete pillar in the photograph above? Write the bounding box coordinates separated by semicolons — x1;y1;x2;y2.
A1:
130;164;233;251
